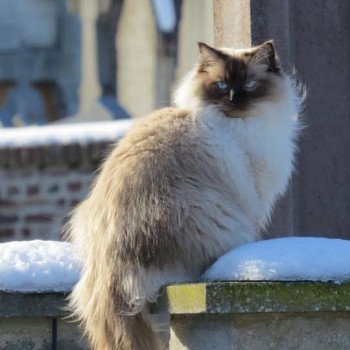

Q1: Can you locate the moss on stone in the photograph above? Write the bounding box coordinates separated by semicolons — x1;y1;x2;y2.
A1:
154;282;350;315
166;283;207;314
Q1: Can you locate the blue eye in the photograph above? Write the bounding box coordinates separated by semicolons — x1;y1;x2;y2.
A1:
244;79;257;90
216;81;228;91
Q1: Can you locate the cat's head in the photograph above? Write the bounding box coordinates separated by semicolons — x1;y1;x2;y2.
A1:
174;41;287;117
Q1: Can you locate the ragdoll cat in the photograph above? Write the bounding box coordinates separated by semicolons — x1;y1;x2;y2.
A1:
67;40;302;350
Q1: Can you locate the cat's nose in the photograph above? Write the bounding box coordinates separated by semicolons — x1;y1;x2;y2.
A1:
230;93;245;105
229;89;234;102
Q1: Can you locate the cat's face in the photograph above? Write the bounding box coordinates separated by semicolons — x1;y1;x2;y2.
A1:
195;41;284;117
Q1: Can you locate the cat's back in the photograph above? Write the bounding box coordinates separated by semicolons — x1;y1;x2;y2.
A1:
98;107;198;187
119;107;193;150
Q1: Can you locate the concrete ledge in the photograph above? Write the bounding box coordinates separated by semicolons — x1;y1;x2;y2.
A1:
2;282;350;349
153;282;350;350
0;291;167;349
0;292;88;349
153;281;350;315
0;291;68;318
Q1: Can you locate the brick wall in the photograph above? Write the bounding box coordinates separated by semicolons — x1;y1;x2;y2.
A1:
0;121;131;242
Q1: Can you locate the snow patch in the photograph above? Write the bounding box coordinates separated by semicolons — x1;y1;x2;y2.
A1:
2;237;350;293
0;120;132;148
0;240;80;292
203;237;350;282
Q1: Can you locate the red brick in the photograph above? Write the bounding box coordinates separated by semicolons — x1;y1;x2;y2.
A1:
27;186;39;196
46;169;69;176
7;187;19;196
0;229;15;237
56;198;65;206
68;182;82;192
0;200;17;207
25;214;52;222
22;199;47;206
0;215;18;224
22;228;31;238
48;184;60;193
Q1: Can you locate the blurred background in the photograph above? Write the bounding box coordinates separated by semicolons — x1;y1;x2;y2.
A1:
0;0;350;246
0;0;214;241
0;0;213;126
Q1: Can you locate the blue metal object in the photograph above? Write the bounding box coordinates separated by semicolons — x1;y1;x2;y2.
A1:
151;0;177;34
99;96;130;120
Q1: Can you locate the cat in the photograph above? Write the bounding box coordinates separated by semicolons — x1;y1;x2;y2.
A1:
67;40;303;350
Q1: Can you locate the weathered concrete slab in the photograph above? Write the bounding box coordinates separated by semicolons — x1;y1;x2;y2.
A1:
0;292;68;318
0;292;89;349
2;283;350;349
170;312;350;350
0;318;51;350
152;282;350;350
0;317;89;350
57;319;89;350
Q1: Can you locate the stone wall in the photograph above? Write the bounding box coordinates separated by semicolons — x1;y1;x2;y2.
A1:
0;121;130;242
0;163;95;242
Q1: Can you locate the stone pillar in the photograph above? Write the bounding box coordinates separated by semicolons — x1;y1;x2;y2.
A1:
176;0;214;79
290;1;350;239
79;0;101;113
213;0;350;239
117;0;157;117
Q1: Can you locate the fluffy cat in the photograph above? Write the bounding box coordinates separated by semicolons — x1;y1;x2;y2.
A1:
67;40;302;350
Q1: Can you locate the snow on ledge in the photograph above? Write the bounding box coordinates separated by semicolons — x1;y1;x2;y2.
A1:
203;237;350;283
0;240;80;292
2;237;350;293
0;120;132;148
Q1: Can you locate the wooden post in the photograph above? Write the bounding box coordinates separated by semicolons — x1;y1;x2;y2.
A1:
117;0;157;117
79;0;101;113
213;0;251;47
176;0;214;78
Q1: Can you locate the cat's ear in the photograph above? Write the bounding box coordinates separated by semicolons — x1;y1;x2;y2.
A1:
252;40;280;73
197;42;224;71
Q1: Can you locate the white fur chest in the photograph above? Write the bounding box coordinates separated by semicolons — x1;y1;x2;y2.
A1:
198;103;299;228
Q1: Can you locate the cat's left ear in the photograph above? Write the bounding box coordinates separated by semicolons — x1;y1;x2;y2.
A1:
252;40;280;73
197;42;225;71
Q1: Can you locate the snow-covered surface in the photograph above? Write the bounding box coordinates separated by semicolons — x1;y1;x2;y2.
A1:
0;240;80;292
0;119;132;148
204;237;350;283
2;237;350;293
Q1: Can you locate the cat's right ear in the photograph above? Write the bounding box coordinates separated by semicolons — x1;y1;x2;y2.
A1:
197;42;224;71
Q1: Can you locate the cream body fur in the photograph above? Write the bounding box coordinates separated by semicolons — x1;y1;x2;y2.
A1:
68;42;302;350
192;86;299;230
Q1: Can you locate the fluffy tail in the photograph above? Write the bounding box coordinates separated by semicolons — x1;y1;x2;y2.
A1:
66;203;164;350
69;268;163;350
